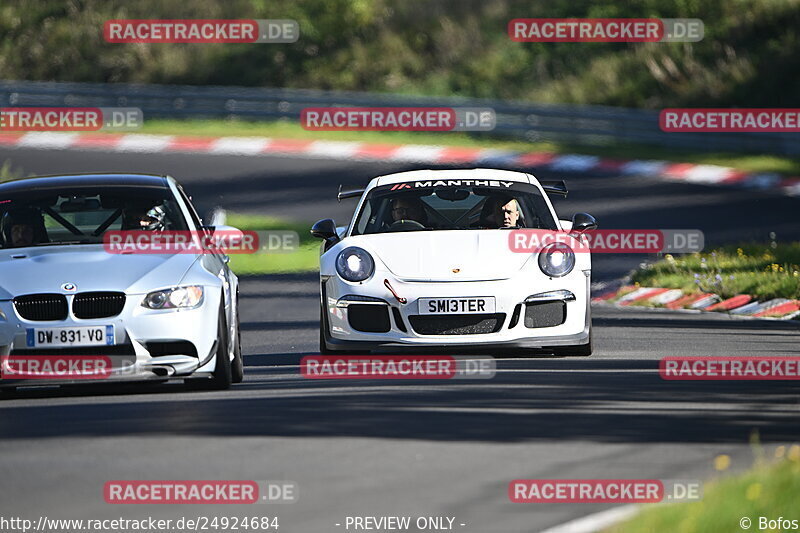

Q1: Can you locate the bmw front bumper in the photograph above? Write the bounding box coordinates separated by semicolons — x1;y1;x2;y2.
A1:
0;289;222;387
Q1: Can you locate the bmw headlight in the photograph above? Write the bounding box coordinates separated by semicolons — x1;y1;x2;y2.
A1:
142;286;204;310
538;243;575;278
336;247;375;282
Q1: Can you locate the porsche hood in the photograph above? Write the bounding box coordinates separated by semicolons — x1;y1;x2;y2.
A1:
355;231;531;282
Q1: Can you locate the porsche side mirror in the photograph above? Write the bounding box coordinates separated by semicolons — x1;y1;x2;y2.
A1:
571;213;597;234
311;219;338;240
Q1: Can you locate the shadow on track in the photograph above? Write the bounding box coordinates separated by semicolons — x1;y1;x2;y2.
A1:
2;271;799;445
2;352;799;445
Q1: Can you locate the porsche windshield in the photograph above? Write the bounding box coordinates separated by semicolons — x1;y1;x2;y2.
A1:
351;182;558;235
0;186;188;249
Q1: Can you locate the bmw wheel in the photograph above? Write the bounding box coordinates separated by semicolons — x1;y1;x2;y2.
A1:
186;298;232;390
231;307;244;384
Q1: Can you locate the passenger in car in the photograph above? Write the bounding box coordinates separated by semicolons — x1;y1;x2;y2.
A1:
121;204;167;231
480;196;522;228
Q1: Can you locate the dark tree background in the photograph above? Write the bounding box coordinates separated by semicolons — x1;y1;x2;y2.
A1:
1;0;798;108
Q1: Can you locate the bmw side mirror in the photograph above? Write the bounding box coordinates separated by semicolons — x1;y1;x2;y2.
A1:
311;219;338;240
571;213;597;234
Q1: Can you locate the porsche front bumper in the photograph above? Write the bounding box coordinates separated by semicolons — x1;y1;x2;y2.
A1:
321;270;591;352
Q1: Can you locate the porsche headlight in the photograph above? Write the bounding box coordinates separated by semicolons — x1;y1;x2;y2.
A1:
538;243;575;278
142;286;204;310
336;247;375;282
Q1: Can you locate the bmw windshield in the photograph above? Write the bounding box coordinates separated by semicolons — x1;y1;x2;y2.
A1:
0;186;188;249
351;180;558;235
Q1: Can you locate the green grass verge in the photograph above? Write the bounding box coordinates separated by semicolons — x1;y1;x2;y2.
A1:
223;212;319;275
0;159;24;182
631;243;800;301
138;118;800;176
605;448;800;533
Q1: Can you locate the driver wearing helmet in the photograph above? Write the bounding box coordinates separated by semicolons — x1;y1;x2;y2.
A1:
121;204;167;231
1;208;46;248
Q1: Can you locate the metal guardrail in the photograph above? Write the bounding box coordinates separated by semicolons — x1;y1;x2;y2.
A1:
0;80;796;155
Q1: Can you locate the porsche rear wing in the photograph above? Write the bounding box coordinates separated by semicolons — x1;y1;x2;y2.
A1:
540;180;568;197
338;185;365;202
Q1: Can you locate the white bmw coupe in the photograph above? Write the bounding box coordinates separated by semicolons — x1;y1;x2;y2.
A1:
312;168;597;356
0;173;243;393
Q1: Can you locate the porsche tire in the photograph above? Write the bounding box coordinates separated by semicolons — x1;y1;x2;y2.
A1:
0;387;17;399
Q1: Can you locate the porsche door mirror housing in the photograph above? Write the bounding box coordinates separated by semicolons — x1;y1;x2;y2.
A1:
571;213;597;234
311;219;338;240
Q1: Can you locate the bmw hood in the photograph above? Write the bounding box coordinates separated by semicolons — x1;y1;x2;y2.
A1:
0;245;199;299
355;231;531;281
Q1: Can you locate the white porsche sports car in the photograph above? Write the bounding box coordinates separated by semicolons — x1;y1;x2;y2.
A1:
0;173;243;393
312;168;597;356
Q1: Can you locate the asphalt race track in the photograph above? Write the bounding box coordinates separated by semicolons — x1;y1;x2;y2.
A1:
0;147;799;532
